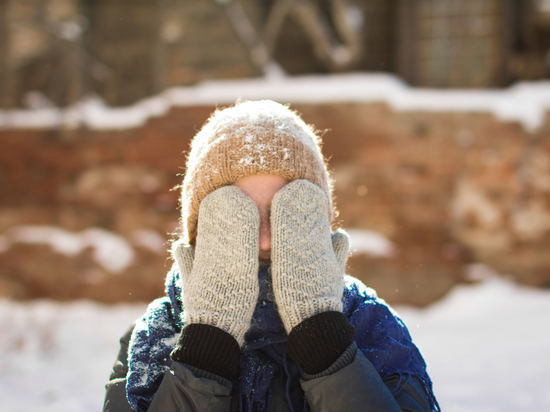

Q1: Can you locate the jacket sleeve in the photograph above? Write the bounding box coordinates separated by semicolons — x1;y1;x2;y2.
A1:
103;323;135;412
103;323;232;412
301;348;432;412
146;362;232;412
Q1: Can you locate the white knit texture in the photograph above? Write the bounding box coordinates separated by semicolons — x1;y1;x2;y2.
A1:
172;186;260;346
271;179;350;333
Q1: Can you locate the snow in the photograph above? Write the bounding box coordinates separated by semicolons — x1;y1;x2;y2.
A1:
346;228;395;257
5;226;135;273
81;229;136;274
395;264;550;412
0;299;146;412
1;73;550;132
131;229;166;254
0;264;548;412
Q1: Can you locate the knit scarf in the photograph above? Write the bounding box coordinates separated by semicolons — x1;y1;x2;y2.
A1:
126;264;439;412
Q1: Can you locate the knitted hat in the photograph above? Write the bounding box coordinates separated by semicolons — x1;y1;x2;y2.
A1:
181;100;334;245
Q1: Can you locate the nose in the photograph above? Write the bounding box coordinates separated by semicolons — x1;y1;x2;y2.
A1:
259;217;271;252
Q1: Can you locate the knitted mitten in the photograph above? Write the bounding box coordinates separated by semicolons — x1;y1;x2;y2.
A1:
271;179;350;334
172;185;260;347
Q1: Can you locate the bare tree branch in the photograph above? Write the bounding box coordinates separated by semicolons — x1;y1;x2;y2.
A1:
290;0;362;70
262;0;294;55
217;0;286;77
219;0;363;74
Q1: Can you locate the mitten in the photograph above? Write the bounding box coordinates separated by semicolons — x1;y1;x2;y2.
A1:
172;185;260;347
271;179;350;334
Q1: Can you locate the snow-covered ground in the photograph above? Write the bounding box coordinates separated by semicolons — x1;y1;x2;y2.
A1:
397;265;550;412
0;299;145;412
0;264;548;412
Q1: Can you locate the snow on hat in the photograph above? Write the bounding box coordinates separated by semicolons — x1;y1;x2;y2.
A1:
181;100;334;245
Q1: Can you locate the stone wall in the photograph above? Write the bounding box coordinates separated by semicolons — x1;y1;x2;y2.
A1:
1;103;550;306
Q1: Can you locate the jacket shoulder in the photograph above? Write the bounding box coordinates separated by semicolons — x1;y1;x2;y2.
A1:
343;275;378;300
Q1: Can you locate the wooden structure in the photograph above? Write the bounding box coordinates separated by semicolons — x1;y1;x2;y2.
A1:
0;0;549;108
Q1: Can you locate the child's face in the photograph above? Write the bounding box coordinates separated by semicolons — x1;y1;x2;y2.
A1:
233;174;288;261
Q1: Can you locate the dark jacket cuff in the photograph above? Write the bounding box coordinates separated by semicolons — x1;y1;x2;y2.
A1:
286;311;356;375
184;364;233;389
171;324;240;380
302;341;357;380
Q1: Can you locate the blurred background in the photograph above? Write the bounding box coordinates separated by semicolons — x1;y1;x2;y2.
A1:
1;1;550;411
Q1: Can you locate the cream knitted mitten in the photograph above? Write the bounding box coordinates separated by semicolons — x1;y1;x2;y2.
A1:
271;179;350;334
172;186;260;347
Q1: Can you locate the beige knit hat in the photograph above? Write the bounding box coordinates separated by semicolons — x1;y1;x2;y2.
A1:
181;100;334;245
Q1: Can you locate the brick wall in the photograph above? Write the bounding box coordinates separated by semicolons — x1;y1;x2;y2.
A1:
1;103;550;306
